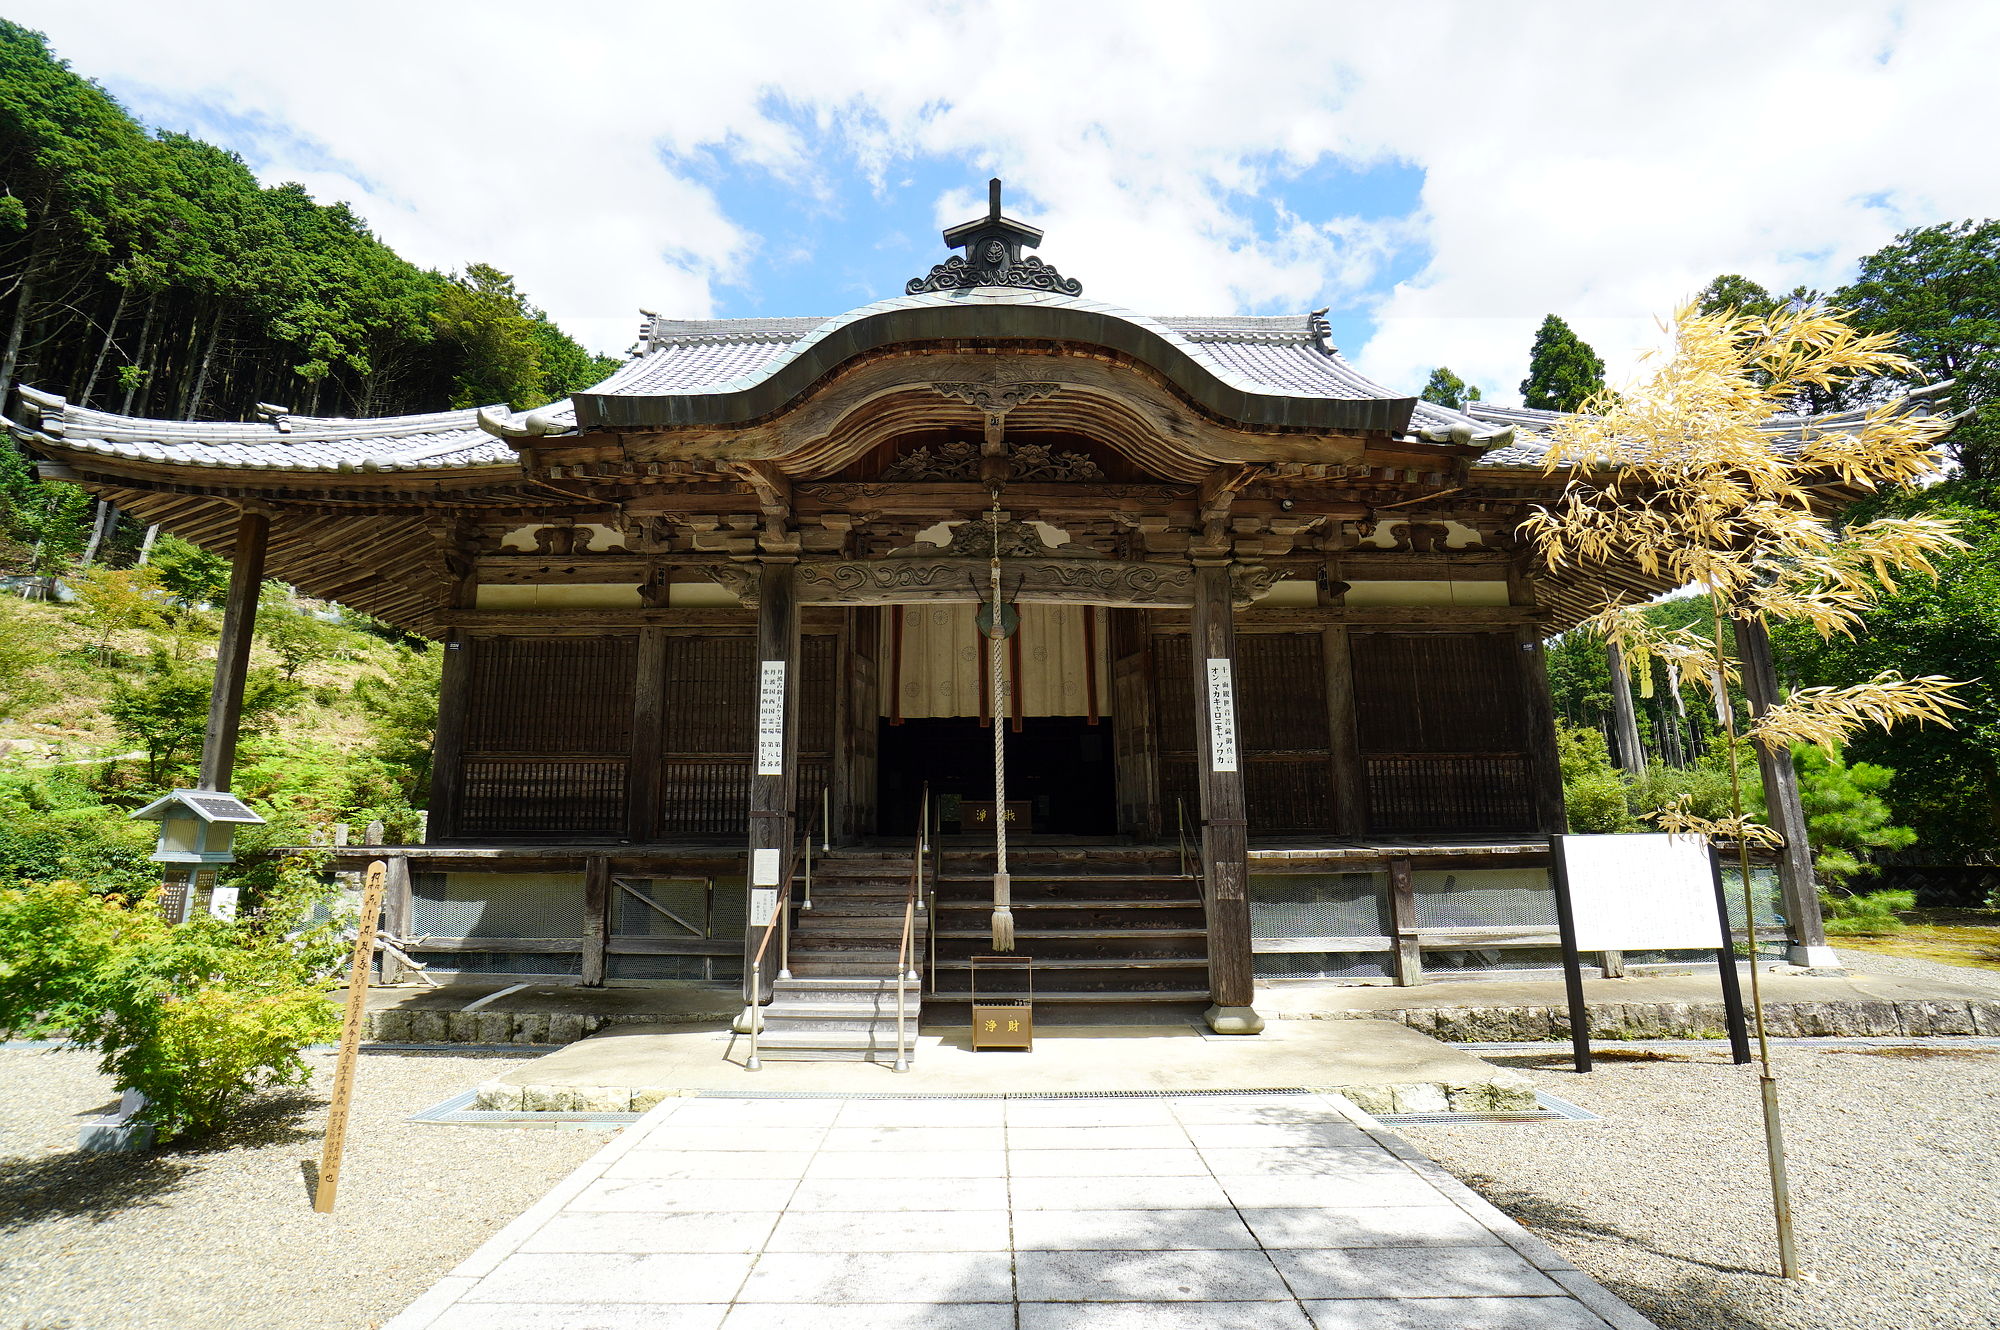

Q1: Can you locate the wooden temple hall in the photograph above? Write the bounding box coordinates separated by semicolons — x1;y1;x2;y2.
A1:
9;181;1762;1041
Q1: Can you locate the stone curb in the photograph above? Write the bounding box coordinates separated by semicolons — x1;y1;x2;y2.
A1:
1321;1092;1663;1330
378;1095;685;1329
364;997;2000;1047
1276;997;2000;1043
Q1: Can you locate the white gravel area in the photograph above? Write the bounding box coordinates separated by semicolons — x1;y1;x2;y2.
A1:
1836;946;2000;992
1400;1040;2000;1330
0;1045;607;1330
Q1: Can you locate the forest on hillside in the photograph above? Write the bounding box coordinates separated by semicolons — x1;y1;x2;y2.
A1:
0;19;617;571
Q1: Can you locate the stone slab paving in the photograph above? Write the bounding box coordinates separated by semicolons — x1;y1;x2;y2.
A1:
383;1093;1659;1330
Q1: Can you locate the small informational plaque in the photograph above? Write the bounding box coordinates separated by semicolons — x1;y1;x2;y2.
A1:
1204;657;1238;772
756;660;787;775
1562;833;1726;950
748;887;778;927
751;846;782;886
206;886;240;921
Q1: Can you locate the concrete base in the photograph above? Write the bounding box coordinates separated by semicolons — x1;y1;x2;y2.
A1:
1203;1003;1265;1035
471;1017;1536;1115
1788;943;1845;970
730;1006;764;1034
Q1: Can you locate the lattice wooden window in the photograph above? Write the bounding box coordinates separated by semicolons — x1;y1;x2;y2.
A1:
1350;632;1534;833
457;636;638;835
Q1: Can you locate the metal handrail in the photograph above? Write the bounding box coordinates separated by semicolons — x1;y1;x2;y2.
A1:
1176;797;1193;878
925;799;941;993
745;799;821;1072
893;784;929;1073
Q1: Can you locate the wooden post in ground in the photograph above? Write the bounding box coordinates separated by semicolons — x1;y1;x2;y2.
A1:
1192;562;1260;1034
1516;627;1570;836
1388;856;1422;986
581;854;610;987
1733;615;1833;966
316;860;385;1214
743;561;799;1010
197;508;270;791
1322;625;1365;837
379;855;412;985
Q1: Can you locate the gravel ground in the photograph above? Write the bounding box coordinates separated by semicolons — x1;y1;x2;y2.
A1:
1402;1039;2000;1330
1835;945;2000;992
0;1046;605;1330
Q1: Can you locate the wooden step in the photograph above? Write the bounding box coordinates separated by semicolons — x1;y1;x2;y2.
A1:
931;898;1201;911
931;956;1209;971
922;989;1210;1004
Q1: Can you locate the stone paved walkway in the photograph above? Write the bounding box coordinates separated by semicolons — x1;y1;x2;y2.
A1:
384;1093;1657;1330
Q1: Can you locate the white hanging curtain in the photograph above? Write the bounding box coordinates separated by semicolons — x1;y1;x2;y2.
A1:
880;603;1110;720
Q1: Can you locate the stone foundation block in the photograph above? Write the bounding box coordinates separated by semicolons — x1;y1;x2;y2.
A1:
1899;1001;1976;1036
630;1088;671;1113
472;1081;523;1111
546;1013;587;1044
1389;1082;1449;1113
473;1011;513;1044
406;1009;449;1043
521;1085;577;1112
510;1013;551;1044
570;1085;635;1113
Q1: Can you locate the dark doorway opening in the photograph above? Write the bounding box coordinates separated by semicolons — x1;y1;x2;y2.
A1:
878;717;1117;837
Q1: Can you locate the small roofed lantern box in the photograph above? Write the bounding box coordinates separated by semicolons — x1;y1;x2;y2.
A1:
130;790;264;923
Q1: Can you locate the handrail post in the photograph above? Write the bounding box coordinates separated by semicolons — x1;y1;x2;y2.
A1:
778;900;791;980
802;838;813;912
746;961;763;1071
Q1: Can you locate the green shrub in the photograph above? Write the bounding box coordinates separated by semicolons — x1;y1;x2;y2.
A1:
0;859;347;1141
0;769;157;894
1557;722;1637;832
1820;888;1916;936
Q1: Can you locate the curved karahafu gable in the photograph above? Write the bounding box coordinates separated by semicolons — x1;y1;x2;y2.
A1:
570;289;1430;435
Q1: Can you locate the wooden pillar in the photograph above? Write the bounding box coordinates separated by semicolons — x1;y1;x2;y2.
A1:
379;854;412;985
1733;614;1833;964
1516;627;1570;835
1606;642;1647;774
1109;609;1161;839
196;509;270;791
835;607;880;842
1387;855;1422;986
581;854;610;987
744;562;799;1005
1192;563;1261;1033
1322;626;1365;836
627;628;668;842
426;634;474;843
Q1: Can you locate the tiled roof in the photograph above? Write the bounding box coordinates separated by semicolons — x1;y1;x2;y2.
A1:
15;287;1520;474
13;385;519;473
1465;381;1956;469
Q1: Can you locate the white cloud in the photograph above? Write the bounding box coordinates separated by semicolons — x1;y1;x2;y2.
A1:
19;0;2000;401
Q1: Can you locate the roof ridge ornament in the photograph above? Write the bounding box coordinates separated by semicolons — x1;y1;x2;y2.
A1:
904;179;1083;297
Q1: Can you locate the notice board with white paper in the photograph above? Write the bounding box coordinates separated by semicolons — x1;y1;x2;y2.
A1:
1557;833;1725;951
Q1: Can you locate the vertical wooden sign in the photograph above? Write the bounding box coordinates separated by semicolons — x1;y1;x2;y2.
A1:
315;859;385;1214
756;660;787;775
1204;657;1239;772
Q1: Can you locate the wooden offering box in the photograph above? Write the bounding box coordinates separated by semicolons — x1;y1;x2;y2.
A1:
970;953;1034;1050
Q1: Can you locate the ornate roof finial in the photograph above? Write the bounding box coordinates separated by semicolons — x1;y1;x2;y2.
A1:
904;178;1083;297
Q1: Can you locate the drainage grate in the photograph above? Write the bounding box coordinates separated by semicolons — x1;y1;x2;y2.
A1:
685;1087;1325;1101
407;1087;639;1128
1374;1090;1600;1126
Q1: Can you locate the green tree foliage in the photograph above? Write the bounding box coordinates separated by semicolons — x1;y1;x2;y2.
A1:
253;580;342;679
147;532;230;605
351;644;443;804
107;649;300;783
1839;219;2000;482
0;767;157;893
434;263;617;409
1695;274;1775;317
1420;366;1482;411
1556;722;1635;832
1519;314;1606;412
1756;746;1915;890
0;862;345;1140
1774;487;2000;858
67;562;164;661
0;593;51;717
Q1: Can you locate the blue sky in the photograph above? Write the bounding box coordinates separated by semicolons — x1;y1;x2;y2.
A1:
25;0;2000;401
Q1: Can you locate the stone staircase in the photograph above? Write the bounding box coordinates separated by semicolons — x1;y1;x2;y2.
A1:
751;850;925;1065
